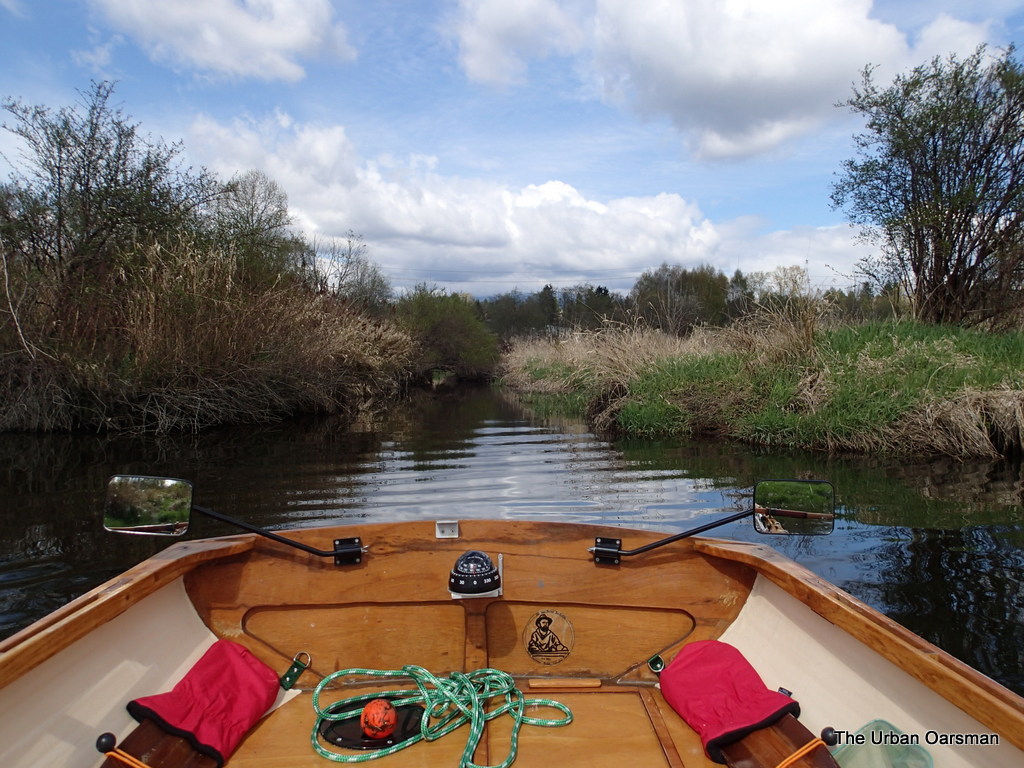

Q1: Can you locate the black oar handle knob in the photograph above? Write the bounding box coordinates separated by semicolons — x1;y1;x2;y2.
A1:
96;732;117;753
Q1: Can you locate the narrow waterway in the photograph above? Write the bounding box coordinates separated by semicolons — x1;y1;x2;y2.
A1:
1;386;1022;696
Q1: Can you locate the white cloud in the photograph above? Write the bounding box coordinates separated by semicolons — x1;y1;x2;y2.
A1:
451;0;586;86
87;0;355;81
187;111;866;295
450;0;992;158
716;220;870;290
909;13;991;61
71;32;124;76
592;0;913;159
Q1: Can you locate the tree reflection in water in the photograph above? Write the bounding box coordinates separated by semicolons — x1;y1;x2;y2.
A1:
875;525;1024;695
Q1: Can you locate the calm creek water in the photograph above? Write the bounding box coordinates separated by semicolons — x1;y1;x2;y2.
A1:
1;386;1022;696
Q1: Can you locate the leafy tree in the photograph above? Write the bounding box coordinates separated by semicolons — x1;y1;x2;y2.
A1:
395;285;498;381
559;284;624;329
767;265;810;298
746;265;812;306
631;263;728;333
831;45;1024;326
538;284;559;326
726;269;753;318
481;289;548;338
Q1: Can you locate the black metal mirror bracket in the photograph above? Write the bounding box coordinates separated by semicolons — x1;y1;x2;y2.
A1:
591;510;754;564
592;537;623;565
193;504;367;565
333;537;364;565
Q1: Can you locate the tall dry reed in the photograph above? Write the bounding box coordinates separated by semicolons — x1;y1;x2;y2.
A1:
501;326;706;393
0;240;415;433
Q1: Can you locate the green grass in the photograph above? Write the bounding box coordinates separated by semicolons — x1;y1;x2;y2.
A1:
617;398;689;437
514;391;589;419
524;359;580;384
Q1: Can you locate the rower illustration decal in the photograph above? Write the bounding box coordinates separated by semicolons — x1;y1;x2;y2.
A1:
523;610;574;665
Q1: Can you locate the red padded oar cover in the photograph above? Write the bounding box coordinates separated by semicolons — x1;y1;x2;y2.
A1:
127;639;279;767
659;640;801;764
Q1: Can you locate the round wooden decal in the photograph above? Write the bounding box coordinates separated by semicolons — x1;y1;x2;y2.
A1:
523;610;574;665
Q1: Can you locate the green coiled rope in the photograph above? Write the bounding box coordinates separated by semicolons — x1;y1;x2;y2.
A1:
310;665;573;767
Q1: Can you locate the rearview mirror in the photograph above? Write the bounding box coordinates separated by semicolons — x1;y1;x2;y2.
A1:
104;475;192;536
753;479;834;535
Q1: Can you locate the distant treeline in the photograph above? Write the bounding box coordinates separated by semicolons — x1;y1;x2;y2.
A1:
474;264;902;339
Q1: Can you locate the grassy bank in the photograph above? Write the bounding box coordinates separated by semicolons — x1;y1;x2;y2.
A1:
500;316;1024;458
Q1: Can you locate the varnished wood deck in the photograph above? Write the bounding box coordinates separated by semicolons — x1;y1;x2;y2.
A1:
184;520;753;686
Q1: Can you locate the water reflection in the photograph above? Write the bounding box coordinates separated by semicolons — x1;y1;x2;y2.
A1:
871;525;1024;695
1;386;1022;697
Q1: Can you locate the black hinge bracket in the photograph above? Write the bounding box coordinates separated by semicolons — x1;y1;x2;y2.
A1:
333;537;364;565
592;536;623;565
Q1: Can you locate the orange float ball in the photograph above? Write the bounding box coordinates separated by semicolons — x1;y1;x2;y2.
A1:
360;698;398;739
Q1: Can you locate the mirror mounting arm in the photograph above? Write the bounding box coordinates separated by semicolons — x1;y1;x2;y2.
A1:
590;510;754;564
192;504;365;564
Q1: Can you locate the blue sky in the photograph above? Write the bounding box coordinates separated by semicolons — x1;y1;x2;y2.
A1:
1;1;1021;296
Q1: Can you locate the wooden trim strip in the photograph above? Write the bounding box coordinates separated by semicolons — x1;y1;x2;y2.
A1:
640;687;686;768
528;678;603;689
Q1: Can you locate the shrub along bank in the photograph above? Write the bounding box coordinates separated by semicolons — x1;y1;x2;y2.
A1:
500;317;1024;459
